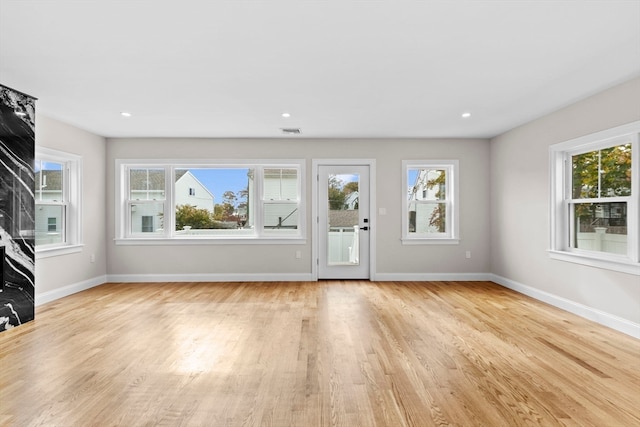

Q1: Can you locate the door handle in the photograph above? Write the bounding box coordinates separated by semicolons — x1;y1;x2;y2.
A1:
360;226;369;231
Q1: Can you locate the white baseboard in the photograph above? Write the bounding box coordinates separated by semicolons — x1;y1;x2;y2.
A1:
36;275;107;306
373;272;492;281
490;274;640;339
106;273;315;283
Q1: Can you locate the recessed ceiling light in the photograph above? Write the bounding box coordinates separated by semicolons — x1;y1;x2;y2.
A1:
281;112;291;118
120;111;132;117
461;112;472;118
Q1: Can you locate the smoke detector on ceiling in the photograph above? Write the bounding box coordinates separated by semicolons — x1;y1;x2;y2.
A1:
281;128;301;135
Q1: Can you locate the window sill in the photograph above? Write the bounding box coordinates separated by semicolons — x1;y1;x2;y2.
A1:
36;244;84;259
401;237;460;245
548;250;640;276
115;237;307;245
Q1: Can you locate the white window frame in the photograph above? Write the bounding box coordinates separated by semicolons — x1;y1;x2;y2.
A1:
35;147;83;258
115;159;306;245
402;160;459;244
549;121;639;275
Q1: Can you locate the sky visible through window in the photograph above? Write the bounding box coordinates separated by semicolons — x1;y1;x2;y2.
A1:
188;168;250;205
35;161;63;173
408;169;418;185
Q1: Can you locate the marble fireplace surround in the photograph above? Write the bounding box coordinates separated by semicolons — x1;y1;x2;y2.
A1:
0;85;36;330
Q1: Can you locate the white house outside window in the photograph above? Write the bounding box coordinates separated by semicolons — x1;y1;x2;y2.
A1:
550;121;639;275
263;168;299;235
402;160;459;244
35;147;82;257
128;168;165;236
116;160;305;244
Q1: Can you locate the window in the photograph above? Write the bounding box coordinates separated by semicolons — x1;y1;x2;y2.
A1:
402;160;459;244
35;147;82;257
47;217;57;232
550;121;639;275
141;216;154;232
116;160;305;243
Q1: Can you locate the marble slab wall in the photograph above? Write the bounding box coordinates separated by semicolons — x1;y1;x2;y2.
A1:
0;85;36;330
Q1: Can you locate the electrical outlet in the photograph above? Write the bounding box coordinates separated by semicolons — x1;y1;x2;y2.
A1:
465;251;471;259
90;254;96;263
295;250;302;259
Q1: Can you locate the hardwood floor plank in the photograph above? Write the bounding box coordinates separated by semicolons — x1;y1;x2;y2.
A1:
0;280;638;426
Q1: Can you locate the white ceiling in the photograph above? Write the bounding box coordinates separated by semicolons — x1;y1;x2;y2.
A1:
1;0;639;139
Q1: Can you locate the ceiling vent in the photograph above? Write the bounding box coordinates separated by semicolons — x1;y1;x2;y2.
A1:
281;128;301;135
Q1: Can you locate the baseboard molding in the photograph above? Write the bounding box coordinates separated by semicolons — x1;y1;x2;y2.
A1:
106;273;315;283
373;273;492;281
36;275;107;306
490;274;640;339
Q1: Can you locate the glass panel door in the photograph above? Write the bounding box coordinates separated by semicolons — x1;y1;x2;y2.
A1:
318;165;369;279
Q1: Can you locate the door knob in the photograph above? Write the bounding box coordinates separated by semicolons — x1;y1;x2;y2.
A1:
360;226;369;231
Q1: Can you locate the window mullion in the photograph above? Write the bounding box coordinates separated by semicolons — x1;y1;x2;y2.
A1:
567;201;576;250
60;203;67;244
166;166;173;238
255;166;264;236
630;134;639;262
597;149;602;198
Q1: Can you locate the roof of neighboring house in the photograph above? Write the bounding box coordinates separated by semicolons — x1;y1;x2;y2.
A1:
129;169;187;190
35;170;62;191
329;210;359;228
129;169;215;202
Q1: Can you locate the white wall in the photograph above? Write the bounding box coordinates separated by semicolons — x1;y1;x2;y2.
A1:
35;115;107;301
490;77;640;327
105;138;491;279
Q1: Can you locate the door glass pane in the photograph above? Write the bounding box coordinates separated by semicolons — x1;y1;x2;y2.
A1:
327;173;360;265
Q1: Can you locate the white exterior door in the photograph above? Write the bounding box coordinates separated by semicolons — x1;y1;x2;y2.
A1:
317;164;370;279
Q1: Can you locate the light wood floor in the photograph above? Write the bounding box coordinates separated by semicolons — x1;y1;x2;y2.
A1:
1;281;638;426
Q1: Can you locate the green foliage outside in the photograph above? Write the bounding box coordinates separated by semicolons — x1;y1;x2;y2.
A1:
572;143;631;224
175;204;224;230
176;185;250;230
572;143;631;199
328;176;358;210
426;170;446;232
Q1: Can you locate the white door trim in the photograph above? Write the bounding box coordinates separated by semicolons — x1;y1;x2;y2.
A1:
312;159;376;281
